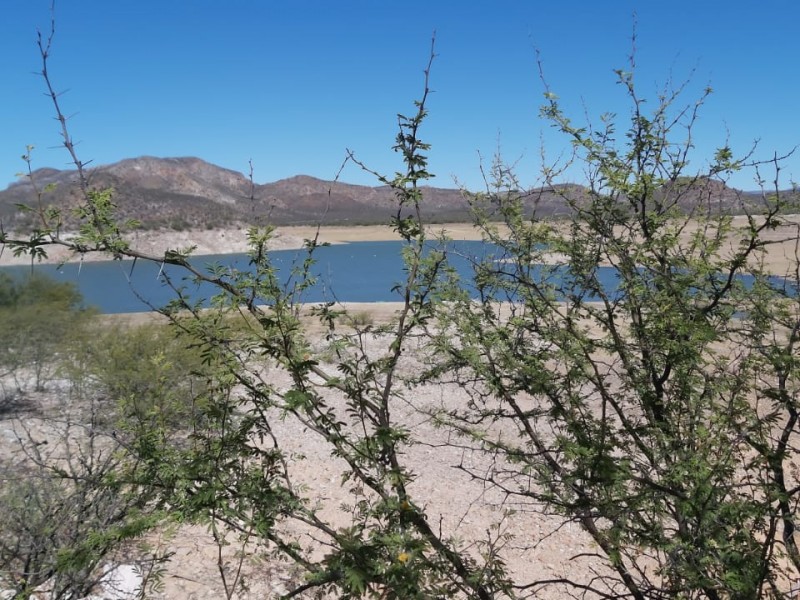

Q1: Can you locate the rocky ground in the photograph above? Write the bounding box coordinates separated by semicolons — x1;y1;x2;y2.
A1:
0;316;597;599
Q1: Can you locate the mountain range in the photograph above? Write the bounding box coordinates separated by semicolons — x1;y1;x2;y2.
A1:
0;156;772;232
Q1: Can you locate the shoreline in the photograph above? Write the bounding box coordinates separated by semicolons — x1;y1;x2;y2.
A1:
3;216;800;276
0;223;488;267
94;301;409;328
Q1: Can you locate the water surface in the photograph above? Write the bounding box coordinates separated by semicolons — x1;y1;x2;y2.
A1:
3;240;788;314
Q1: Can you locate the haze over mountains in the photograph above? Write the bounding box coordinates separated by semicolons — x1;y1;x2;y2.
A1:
0;156;771;232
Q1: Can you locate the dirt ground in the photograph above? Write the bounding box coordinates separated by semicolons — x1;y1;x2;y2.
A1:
0;312;597;599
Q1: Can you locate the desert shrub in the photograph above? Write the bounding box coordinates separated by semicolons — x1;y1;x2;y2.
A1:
0;413;161;599
0;273;94;392
67;321;211;430
348;309;375;329
420;73;800;598
0;316;171;598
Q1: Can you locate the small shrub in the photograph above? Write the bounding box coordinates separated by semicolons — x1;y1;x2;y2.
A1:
348;310;375;329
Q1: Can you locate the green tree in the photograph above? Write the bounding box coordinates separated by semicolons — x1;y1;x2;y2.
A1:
424;66;800;597
109;52;506;598
0;274;93;393
74;321;210;428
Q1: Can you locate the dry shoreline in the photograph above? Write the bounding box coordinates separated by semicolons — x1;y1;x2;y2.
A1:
3;216;800;275
0;223;490;268
95;301;409;329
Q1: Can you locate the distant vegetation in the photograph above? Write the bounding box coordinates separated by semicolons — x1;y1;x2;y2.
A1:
0;273;93;393
0;276;190;597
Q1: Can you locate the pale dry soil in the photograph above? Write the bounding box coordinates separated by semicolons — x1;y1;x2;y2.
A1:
0;223;490;268
4;216;800;276
0;315;596;599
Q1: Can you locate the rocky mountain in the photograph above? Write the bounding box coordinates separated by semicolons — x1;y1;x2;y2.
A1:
0;156;775;233
0;156;476;231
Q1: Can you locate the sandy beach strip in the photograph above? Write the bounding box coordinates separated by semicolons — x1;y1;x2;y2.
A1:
3;216;800;275
0;223;490;267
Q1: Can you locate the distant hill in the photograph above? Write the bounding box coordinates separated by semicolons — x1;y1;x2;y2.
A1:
0;156;781;233
1;157;474;231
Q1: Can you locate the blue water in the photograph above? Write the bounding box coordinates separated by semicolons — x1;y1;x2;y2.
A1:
0;240;523;313
0;240;792;314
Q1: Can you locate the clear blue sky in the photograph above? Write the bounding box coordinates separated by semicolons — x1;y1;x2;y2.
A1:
1;1;798;192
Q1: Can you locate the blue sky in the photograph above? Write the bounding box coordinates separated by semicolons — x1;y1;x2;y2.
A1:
1;1;798;192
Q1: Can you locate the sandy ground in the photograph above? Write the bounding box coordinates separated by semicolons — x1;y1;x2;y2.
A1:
0;319;596;599
0;223;490;268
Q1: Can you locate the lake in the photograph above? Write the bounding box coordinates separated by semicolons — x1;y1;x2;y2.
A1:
0;240;789;314
0;240;577;313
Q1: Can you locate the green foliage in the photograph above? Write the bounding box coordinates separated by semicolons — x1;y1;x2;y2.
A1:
78;322;209;428
422;64;800;598
72;188;137;256
0;273;94;392
0;272;82;310
81;45;506;600
347;309;375;329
